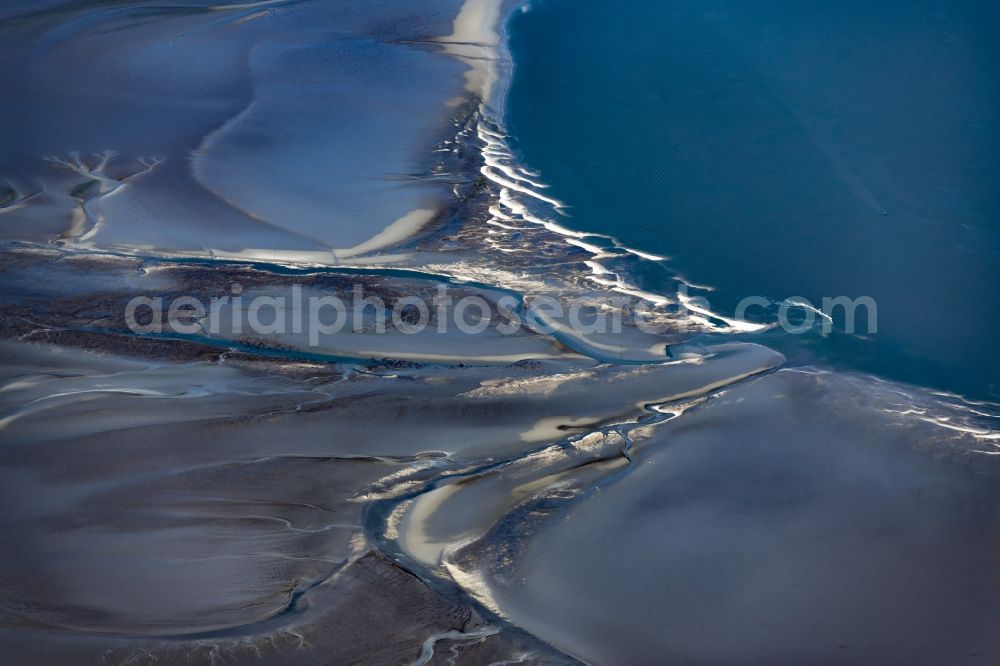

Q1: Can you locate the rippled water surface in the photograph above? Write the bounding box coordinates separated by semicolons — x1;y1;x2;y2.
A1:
506;0;1000;399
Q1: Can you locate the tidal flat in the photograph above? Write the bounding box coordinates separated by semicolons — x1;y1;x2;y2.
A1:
1;0;999;664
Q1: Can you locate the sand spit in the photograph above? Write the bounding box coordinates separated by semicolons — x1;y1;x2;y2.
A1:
434;0;504;99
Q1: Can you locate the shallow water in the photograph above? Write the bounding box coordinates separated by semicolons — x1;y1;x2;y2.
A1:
505;0;1000;400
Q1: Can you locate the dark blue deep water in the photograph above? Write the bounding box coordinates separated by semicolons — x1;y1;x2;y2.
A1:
505;0;1000;399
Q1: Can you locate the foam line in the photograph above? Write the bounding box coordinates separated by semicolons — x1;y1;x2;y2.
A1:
474;112;771;336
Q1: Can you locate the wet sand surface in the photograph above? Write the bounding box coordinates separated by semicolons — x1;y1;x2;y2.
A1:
2;0;1000;664
464;370;1000;663
0;0;467;254
0;338;581;664
2;256;997;663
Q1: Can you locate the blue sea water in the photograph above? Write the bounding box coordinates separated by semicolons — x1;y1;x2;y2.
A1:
504;0;1000;400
